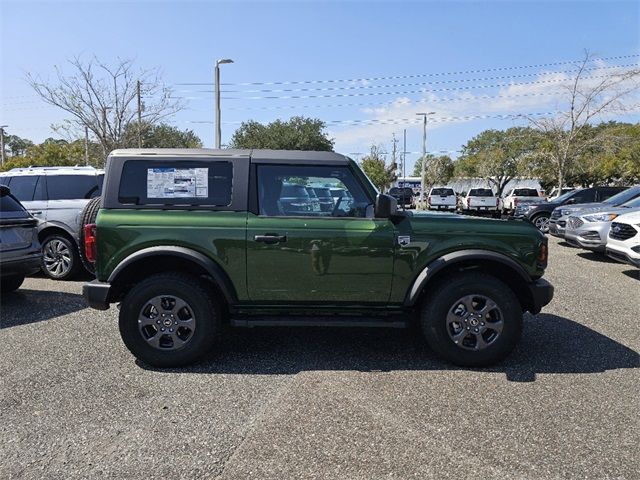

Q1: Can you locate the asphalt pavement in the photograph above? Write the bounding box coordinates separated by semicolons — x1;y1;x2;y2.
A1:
1;237;638;479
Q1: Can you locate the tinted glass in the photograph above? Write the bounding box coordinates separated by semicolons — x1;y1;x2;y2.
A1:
569;189;596;203
431;188;454;196
46;175;99;200
598;187;626;202
7;176;38;201
603;186;639;205
513;188;539;196
554;189;579;203
0;194;30;219
118;161;233;206
258;165;370;217
469;188;494;197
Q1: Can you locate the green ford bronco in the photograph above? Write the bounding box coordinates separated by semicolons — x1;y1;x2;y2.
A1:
83;149;553;367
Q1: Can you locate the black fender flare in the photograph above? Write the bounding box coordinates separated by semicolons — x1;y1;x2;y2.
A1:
108;246;238;304
404;249;531;307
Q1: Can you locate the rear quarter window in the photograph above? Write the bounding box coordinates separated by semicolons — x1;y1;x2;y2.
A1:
118;160;233;206
47;175;100;200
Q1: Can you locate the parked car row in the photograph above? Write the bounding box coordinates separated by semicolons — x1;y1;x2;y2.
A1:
545;185;640;269
0;166;104;281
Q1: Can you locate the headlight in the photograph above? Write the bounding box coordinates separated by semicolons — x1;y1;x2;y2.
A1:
561;209;573;216
583;213;618;222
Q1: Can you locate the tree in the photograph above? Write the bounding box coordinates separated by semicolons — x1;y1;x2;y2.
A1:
526;51;640;190
413;154;454;190
26;56;183;155
5;134;34;157
360;145;396;191
229;116;334;151
123;122;203;148
456;127;539;196
1;138;83;171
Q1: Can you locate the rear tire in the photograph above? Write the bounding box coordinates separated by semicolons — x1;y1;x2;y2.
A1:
78;197;102;274
119;272;221;367
420;273;523;367
41;234;81;280
1;275;25;293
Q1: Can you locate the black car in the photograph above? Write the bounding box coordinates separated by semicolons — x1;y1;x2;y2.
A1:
0;185;42;293
388;187;415;208
517;186;627;233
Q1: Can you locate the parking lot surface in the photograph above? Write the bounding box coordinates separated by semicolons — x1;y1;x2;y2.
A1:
1;237;638;479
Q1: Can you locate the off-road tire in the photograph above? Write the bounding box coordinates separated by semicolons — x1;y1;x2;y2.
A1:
420;272;523;367
41;234;81;280
78;197;102;274
0;275;25;293
119;272;221;367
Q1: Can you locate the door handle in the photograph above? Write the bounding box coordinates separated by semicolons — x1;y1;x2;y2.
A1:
254;234;287;244
29;211;43;215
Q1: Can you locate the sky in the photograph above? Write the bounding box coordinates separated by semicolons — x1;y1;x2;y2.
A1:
1;0;639;174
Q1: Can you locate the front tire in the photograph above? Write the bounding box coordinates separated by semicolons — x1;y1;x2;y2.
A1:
41;234;81;280
119;272;220;367
420;273;523;367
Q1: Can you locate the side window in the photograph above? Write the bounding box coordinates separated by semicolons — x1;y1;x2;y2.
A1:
7;176;38;202
118;160;233;206
33;176;46;201
47;175;99;200
257;165;371;218
571;190;596;203
0;176;12;186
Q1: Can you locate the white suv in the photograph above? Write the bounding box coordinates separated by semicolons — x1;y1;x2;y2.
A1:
0;166;104;279
605;210;640;268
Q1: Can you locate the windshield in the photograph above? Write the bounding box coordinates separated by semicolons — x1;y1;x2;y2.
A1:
621;196;640;209
604;186;640;205
554;189;580;203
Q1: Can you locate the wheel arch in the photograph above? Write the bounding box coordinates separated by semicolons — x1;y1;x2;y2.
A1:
107;246;238;306
405;250;535;313
38;223;78;245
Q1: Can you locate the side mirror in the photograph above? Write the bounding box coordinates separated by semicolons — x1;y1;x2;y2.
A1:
375;193;397;218
565;198;576;205
0;185;10;197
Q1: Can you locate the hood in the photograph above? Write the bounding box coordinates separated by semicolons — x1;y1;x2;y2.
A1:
404;210;541;236
556;201;608;216
612;209;640;225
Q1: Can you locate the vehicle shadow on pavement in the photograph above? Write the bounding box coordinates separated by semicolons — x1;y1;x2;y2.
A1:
141;314;639;383
621;269;639;281
576;251;619;263
0;289;86;328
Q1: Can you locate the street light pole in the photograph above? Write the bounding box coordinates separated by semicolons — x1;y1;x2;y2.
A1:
416;112;435;208
0;125;7;166
215;58;234;149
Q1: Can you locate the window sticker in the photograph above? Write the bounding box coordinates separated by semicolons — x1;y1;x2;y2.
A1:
147;168;209;198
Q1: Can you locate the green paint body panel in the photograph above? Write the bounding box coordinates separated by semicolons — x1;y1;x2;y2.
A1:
96;207;546;311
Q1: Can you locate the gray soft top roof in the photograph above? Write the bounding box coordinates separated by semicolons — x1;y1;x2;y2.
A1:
108;148;350;164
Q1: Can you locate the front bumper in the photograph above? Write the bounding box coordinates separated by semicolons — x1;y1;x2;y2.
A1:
527;278;554;314
548;221;566;238
606;247;640;268
83;280;111;310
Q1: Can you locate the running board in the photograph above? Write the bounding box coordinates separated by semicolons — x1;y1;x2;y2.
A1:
230;316;409;328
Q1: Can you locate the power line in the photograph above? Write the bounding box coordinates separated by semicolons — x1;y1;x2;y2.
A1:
175;63;636;94
174;54;639;86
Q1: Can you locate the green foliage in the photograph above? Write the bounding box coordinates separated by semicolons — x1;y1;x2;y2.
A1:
5;134;34;156
229;116;334;151
360;145;396;192
413;154;454;189
123;122;203;148
456;127;540;195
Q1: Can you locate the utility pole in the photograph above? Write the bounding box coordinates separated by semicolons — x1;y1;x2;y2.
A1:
0;125;7;166
391;133;398;174
84;126;89;165
137;80;143;148
215;58;234;148
416;112;435;208
402;129;407;182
